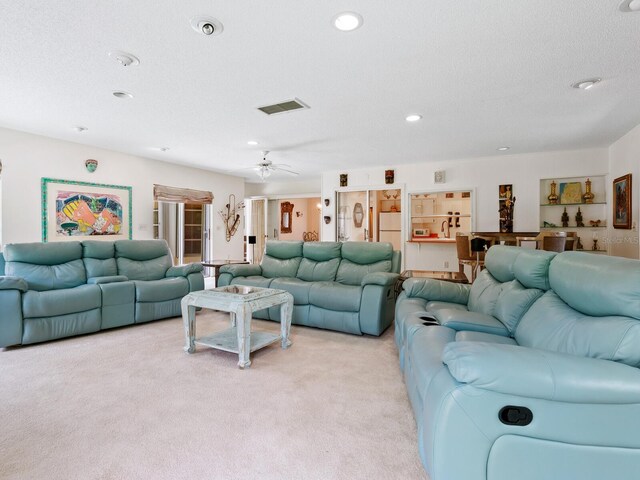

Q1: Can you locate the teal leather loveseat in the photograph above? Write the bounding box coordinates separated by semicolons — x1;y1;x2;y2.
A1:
395;245;640;480
218;241;401;336
0;240;203;347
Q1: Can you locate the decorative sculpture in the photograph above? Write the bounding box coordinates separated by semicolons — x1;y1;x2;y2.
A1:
218;194;244;242
499;188;516;233
575;207;585;227
548;180;559;204
561;207;569;227
583;178;595;204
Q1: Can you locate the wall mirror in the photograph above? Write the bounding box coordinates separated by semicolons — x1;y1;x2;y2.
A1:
280;201;294;233
353;202;364;228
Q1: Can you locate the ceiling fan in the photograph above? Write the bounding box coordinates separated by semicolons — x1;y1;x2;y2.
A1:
252;151;299;181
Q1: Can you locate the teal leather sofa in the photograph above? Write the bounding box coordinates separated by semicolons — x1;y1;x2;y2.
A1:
218;241;401;336
395;245;640;480
0;240;203;347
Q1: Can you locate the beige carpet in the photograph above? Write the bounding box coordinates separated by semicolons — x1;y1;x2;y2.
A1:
0;312;428;480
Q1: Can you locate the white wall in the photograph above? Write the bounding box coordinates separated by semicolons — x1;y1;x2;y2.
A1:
245;178;320;197
0;127;245;261
322;148;609;271
608;124;640;259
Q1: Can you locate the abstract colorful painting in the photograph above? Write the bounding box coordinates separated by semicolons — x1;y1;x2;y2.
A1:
42;178;132;242
613;174;632;230
56;190;123;236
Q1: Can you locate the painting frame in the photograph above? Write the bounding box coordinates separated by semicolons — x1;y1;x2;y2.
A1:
41;177;133;242
613;173;632;230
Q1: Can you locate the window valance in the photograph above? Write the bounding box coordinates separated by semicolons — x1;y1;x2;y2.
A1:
153;184;213;204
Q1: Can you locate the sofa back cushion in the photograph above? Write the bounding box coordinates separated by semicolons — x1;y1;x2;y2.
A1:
493;280;543;333
296;242;342;281
512;249;556;290
4;241;86;291
82;241;117;278
336;242;393;286
261;241;303;278
515;291;640;367
484;246;520;282
549;252;640;319
115;240;172;281
466;269;503;316
485;245;555;291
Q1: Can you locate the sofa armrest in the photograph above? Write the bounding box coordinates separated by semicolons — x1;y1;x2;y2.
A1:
166;263;204;278
361;272;399;287
0;276;28;292
403;277;470;305
87;275;129;285
433;309;509;337
443;341;640;404
219;264;262;277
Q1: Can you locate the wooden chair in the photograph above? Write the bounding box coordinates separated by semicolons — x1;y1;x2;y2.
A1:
517;231;568;252
564;231;577;251
456;233;485;282
536;231;567;252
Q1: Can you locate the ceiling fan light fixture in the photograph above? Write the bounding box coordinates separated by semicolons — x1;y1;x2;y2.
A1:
332;12;363;32
572;78;601;90
620;0;640;12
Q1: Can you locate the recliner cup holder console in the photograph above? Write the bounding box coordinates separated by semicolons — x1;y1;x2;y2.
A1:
420;315;438;326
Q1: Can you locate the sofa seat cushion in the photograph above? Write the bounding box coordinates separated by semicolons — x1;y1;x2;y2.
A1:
309;282;362;312
434;309;509;337
23;284;101;318
134;277;189;302
229;276;274;289
270;278;311;305
425;301;468;315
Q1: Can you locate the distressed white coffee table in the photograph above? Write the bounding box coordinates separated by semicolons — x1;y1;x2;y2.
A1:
181;285;294;369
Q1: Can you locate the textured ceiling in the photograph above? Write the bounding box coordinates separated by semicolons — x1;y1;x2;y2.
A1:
0;1;639;182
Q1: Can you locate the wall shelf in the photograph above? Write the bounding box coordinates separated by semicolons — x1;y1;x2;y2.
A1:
539;175;608;253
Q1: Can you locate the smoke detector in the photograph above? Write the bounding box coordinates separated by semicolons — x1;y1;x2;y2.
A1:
190;16;224;36
107;50;140;67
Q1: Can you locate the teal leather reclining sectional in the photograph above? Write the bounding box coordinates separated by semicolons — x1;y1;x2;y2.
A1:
395;245;640;480
218;240;401;336
0;240;204;347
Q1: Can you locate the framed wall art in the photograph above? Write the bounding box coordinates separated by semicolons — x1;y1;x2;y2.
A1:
613;173;632;229
41;178;132;242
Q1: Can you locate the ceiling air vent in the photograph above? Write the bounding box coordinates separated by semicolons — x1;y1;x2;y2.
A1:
257;98;310;115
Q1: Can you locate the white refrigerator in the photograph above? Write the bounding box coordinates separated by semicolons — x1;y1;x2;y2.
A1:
379;212;402;251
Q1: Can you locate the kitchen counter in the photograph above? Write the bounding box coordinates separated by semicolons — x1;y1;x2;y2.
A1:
407;238;456;244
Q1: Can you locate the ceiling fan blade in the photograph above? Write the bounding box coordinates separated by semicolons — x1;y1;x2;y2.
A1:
276;167;300;176
271;163;293;169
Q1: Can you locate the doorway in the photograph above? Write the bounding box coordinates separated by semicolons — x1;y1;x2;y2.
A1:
336;187;403;251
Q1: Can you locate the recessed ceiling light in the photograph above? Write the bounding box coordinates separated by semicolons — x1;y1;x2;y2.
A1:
405;114;422;122
74;126;88;133
190;16;224;36
572;78;601;90
332;12;363;31
620;0;640;12
107;50;140;67
247;140;259;146
113;91;134;99
497;146;510;151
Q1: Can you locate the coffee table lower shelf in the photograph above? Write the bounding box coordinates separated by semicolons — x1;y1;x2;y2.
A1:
195;328;282;354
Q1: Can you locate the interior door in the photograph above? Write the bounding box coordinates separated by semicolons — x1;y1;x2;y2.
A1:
337;188;402;244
